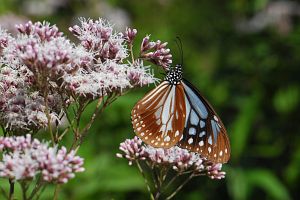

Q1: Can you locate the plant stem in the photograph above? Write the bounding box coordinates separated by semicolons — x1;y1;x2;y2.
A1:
20;182;29;200
164;174;180;192
35;184;46;200
165;174;194;200
154;168;162;200
129;44;135;63
28;178;44;200
8;179;14;200
136;161;155;200
44;91;55;144
53;185;60;200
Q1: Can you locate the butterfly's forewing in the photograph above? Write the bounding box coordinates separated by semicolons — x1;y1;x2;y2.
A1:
131;81;186;148
178;80;230;163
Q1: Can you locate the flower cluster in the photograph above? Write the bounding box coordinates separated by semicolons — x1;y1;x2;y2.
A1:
117;136;225;199
0;18;161;131
117;136;226;179
140;36;172;71
0;134;84;183
66;18;157;97
69;18;127;62
0;27;12;55
0;66;60;131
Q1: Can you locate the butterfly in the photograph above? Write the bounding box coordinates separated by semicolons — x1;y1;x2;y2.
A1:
131;64;230;164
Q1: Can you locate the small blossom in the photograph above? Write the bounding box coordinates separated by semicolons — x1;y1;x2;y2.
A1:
0;66;60;132
0;27;13;55
140;36;172;71
0;134;84;183
124;27;137;44
16;21;63;41
127;61;158;87
206;163;226;179
69;18;127;62
116;136;146;165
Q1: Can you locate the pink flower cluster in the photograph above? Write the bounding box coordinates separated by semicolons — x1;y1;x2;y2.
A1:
140;36;172;71
66;18;157;96
0;66;60;131
70;18;127;62
117;136;225;179
13;21;93;81
0;27;12;55
0;134;84;183
0;18;160;131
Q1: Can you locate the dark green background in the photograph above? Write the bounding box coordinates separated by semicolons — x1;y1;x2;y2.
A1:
0;0;299;199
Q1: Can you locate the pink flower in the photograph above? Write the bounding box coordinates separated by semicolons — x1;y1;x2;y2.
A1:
69;18;127;62
116;136;146;165
140;36;172;70
117;136;226;179
0;134;84;183
124;28;137;44
16;21;63;41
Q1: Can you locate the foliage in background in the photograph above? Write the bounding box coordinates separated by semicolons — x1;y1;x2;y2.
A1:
0;0;299;199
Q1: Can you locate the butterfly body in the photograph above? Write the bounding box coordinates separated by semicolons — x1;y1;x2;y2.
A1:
131;64;230;163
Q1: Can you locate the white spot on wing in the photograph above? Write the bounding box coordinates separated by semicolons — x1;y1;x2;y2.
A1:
175;130;180;137
188;138;193;144
214;115;218;121
161;86;175;124
208;147;211;153
164;136;170;142
219;151;223;156
208;136;212;145
199;140;204;146
199;131;205;137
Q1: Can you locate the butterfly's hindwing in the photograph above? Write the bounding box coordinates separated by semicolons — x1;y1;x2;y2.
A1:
178;80;230;163
131;81;186;148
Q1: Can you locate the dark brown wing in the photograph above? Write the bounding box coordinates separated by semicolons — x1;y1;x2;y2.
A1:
177;80;230;164
131;81;186;148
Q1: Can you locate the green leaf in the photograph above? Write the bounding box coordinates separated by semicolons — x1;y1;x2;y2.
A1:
246;169;291;200
230;91;261;160
226;167;248;200
273;85;299;114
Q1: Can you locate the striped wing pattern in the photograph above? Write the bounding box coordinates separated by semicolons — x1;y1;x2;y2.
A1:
177;80;230;163
131;81;186;148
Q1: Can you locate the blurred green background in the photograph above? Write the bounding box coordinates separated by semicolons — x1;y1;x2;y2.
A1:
0;0;299;199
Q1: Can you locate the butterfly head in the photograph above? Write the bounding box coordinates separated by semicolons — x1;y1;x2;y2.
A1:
165;64;183;85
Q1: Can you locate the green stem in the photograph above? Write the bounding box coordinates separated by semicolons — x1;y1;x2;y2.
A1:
136;161;155;200
53;185;60;200
129;44;135;64
35;184;46;200
28;177;44;200
163;173;180;192
20;181;29;200
44;91;55;144
165;174;194;200
8;179;14;200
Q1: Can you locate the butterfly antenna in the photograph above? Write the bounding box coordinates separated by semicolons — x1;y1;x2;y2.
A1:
175;36;184;66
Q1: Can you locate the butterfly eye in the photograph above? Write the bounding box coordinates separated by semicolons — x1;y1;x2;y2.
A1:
131;65;230;164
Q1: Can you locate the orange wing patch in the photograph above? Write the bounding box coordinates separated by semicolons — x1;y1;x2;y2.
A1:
131;81;186;148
